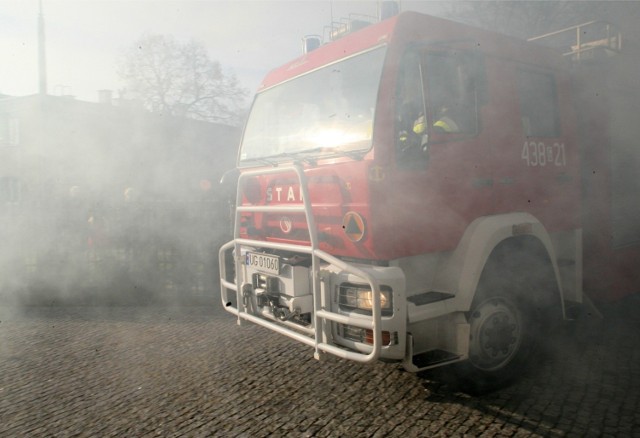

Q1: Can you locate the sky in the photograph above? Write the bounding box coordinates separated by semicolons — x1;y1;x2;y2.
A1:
0;0;446;104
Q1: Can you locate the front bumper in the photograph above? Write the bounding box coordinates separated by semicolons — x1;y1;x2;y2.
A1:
219;240;407;362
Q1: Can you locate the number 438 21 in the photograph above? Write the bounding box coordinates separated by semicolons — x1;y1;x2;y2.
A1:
521;141;566;167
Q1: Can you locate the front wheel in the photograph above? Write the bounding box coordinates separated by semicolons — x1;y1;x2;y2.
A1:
456;293;536;394
469;295;523;372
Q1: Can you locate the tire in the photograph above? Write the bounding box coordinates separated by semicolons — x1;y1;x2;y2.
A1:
455;291;537;394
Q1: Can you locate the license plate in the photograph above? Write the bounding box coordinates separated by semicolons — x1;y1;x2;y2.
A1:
246;252;280;275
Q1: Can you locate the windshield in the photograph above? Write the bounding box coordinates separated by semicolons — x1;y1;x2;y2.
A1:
240;46;387;163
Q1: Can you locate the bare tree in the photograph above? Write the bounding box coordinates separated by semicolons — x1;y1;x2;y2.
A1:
118;34;248;125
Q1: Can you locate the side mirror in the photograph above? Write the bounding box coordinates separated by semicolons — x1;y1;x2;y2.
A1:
219;168;240;197
219;168;240;238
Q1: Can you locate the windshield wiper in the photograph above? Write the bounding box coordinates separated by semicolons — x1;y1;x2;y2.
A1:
284;146;367;161
255;145;367;167
332;148;367;161
260;148;323;165
240;156;279;167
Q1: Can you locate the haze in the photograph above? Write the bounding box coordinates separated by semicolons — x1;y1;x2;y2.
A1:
0;1;451;102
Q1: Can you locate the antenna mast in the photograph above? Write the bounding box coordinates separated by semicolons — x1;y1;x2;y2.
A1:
38;0;48;95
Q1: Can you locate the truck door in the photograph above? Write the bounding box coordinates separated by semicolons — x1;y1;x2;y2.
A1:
390;45;493;255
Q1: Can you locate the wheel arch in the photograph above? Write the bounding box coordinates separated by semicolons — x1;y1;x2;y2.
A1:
433;212;566;318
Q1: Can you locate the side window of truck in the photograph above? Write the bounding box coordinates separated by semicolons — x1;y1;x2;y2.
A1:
424;50;483;138
396;48;486;167
395;50;428;166
517;69;561;137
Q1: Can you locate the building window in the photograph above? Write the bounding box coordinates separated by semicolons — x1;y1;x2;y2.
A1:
0;116;20;147
517;70;560;137
0;177;21;203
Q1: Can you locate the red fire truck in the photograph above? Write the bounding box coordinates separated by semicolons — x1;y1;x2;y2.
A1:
219;11;640;391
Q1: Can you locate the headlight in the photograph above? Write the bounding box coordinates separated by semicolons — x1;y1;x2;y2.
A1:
338;283;392;315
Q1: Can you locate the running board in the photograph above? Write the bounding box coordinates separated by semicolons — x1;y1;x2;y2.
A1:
412;349;461;369
564;294;603;321
402;332;467;373
407;291;455;306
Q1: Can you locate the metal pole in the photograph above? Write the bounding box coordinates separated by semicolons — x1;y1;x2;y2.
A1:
38;0;47;95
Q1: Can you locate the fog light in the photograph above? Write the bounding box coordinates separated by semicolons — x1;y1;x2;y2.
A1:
365;329;393;346
341;324;395;346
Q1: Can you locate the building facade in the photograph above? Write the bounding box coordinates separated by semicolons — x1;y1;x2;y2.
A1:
0;94;240;303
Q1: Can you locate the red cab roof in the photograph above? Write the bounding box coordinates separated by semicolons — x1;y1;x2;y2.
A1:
258;11;566;92
258;14;399;91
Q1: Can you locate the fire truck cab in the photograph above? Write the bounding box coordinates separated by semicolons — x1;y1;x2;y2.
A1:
219;11;634;391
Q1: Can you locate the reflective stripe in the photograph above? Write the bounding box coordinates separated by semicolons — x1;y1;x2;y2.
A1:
412;115;426;134
433;116;459;133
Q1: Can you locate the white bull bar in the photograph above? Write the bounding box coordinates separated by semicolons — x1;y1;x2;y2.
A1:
219;164;383;363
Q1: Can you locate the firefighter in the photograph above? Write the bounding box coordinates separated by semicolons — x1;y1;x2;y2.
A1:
433;104;461;133
397;51;427;153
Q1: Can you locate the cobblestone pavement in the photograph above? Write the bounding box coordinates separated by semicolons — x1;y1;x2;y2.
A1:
1;294;639;438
